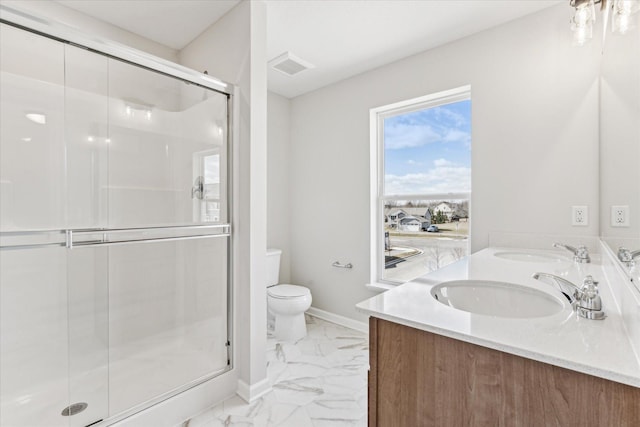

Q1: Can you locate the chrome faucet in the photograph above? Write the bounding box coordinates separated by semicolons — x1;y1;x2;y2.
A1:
531;272;580;303
617;247;640;267
532;273;605;320
553;242;590;263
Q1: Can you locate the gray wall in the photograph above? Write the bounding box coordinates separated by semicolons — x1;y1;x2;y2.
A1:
267;92;292;283
273;4;601;322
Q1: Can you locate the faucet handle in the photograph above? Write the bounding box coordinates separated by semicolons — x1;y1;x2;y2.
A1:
618;247;632;262
574;245;591;263
579;275;603;313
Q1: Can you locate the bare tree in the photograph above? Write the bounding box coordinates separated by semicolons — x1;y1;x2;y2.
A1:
450;247;466;261
427;245;444;271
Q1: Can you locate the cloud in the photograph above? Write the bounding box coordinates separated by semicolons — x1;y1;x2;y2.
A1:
384;160;471;195
384;122;441;150
432;106;467;127
443;129;471;144
384;106;471;150
433;158;454;167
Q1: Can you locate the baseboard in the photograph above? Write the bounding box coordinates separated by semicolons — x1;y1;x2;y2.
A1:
236;378;271;403
306;306;369;334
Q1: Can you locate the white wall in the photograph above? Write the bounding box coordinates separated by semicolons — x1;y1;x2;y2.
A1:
0;0;178;62
179;0;269;399
286;4;601;322
267;91;292;282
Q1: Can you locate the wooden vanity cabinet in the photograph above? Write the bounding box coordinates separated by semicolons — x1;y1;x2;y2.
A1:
368;317;640;427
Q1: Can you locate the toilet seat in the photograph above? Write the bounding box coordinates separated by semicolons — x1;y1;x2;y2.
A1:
268;284;310;299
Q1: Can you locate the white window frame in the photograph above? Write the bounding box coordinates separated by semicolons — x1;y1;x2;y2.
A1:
369;85;471;289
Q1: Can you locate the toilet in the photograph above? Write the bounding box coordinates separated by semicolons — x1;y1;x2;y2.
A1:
266;248;312;341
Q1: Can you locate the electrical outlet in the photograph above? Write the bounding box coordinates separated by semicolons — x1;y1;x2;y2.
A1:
611;205;630;227
572;206;588;226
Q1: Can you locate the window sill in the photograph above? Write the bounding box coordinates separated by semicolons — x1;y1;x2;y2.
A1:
366;282;397;293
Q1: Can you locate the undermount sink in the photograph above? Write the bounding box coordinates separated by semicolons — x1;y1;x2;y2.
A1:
493;251;565;263
430;280;567;318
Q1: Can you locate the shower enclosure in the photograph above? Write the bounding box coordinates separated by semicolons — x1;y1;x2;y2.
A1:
0;16;232;427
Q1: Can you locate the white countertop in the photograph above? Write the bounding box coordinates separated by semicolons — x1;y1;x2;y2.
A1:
356;247;640;388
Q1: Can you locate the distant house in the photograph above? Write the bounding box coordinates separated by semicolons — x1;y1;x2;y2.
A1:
420;217;431;231
451;208;469;222
384;209;406;229
434;202;453;220
387;209;407;221
423;208;432;224
385;207;433;230
398;216;422;232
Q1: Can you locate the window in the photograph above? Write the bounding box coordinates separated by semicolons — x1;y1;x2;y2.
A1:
370;86;471;285
193;149;224;223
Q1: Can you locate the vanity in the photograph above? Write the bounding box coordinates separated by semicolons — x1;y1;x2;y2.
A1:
356;5;640;424
357;244;640;426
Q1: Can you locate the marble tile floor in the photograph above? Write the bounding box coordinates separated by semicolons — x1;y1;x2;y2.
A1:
180;315;369;427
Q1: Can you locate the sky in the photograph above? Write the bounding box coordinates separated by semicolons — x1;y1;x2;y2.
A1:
383;99;471;195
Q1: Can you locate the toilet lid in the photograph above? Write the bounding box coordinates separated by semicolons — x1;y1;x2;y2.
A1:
268;284;310;299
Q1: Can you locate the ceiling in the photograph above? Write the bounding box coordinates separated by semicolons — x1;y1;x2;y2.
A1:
57;0;565;99
57;0;241;50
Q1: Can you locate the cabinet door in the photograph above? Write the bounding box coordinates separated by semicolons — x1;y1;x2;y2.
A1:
370;318;640;426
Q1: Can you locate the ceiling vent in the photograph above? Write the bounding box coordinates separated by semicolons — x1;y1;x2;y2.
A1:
268;52;314;76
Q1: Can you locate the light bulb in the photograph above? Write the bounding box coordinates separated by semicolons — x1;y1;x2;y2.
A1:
574;26;588;45
575;7;590;26
612;0;636;34
571;1;595;46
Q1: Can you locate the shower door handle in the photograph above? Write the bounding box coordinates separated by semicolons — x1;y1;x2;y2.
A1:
192;176;204;199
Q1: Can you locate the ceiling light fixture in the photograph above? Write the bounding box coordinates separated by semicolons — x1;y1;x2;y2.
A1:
570;0;639;45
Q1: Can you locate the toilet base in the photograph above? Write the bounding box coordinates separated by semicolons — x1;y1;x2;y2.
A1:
273;312;307;341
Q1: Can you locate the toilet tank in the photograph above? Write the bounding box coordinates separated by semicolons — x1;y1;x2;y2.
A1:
266;248;282;287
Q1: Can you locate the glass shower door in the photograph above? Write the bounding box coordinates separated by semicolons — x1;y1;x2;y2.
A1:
0;23;71;427
64;43;110;427
1;21;232;426
100;57;231;417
